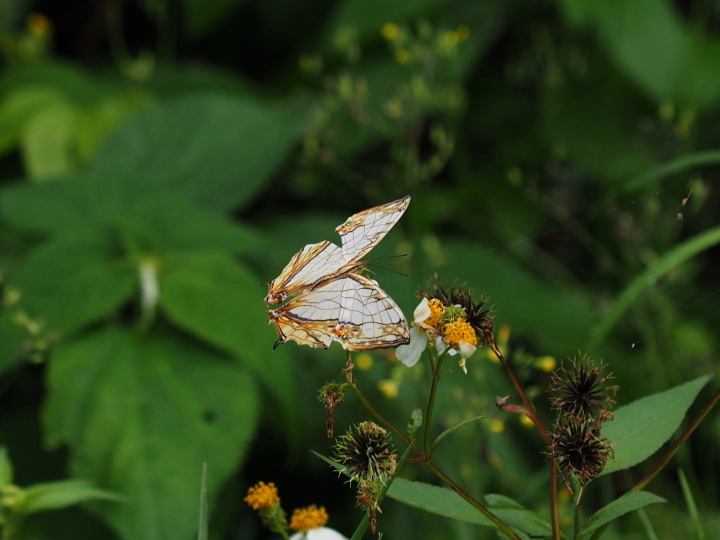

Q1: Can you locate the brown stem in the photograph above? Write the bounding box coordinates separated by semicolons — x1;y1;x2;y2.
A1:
632;385;720;492
425;461;521;540
490;341;561;540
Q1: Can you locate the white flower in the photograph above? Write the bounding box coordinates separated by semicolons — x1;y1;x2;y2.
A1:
290;527;348;540
396;326;426;367
413;297;432;322
446;340;477;374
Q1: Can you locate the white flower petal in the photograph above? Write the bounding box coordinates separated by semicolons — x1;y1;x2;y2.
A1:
396;326;427;367
413;298;431;323
436;336;449;355
290;527;349;540
458;341;477;360
458;358;468;374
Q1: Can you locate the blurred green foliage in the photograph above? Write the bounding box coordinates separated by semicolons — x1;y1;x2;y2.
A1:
0;0;720;539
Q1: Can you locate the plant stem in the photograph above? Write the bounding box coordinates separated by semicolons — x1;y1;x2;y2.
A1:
490;341;561;540
349;384;417;455
632;386;720;492
574;485;584;539
423;349;443;459
425;461;521;540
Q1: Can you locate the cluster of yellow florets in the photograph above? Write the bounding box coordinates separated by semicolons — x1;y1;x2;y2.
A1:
245;482;338;537
289;505;329;533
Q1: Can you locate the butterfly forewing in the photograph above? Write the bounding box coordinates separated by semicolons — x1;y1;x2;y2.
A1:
265;195;411;305
266;195;411;351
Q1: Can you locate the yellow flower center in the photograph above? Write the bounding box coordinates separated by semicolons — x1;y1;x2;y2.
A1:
443;318;478;349
289;505;329;533
424;298;445;329
244;481;279;510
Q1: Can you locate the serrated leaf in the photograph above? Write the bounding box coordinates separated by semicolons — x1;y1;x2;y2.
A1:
158;251;300;441
88;93;305;212
43;327;259;540
22;480;124;514
602;375;712;475
9;233;137;335
577;491;666;540
387;478;551;537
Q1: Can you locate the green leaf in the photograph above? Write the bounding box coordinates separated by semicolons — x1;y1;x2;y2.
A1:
158;251;301;441
577;491;666;539
43;327;259;540
21;480;124;514
588;227;720;351
88;93;305;212
0;446;13;486
387;478;551;537
21;101;81;179
9;233;137;335
0;87;67;155
601;375;712;475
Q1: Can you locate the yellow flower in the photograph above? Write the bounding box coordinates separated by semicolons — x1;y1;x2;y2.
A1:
443;318;478;349
394;48;410;64
381;23;399;41
536;355;557;373
355;353;373;370
290;505;329;533
27;13;52;36
378;379;399;399
244;481;279;510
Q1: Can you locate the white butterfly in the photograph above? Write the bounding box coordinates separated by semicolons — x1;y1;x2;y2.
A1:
266;196;411;350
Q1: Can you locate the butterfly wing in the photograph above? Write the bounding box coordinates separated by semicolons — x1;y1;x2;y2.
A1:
268;278;345;349
336;195;411;267
265;240;344;304
331;273;410;351
265;195;411;305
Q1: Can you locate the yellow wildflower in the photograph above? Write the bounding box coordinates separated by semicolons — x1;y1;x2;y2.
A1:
381;23;399;41
244;481;279;510
290;505;329;533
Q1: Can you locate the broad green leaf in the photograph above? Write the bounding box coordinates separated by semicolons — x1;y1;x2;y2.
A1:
0;174;128;233
387;478;551;537
0;446;13;486
158;251;300;441
559;0;720;108
113;195;265;255
577;491;666;539
21;101;80;179
0;60;113;105
43;327;259;540
588;227;720;351
0;87;67;155
88;93;305;212
9;233;137;335
21;480;124;514
0;178;263;257
601;375;712;475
